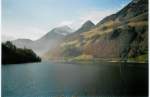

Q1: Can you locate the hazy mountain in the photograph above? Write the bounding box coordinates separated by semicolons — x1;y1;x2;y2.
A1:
44;0;148;62
2;35;16;42
50;25;73;35
12;26;72;56
42;20;95;59
12;39;34;48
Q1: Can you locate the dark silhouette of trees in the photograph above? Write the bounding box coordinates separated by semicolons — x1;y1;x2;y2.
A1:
2;41;41;64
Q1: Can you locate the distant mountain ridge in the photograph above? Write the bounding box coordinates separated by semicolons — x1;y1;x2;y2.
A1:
12;26;73;55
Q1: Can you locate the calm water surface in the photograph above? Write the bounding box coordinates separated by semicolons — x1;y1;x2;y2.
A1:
2;61;148;97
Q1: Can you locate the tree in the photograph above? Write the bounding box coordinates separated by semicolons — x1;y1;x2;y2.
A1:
2;41;41;64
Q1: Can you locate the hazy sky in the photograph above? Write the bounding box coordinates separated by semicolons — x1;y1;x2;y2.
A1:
2;0;131;41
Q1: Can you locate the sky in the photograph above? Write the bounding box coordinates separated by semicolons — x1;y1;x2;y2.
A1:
2;0;131;41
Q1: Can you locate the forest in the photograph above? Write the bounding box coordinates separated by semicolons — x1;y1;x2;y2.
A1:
2;41;41;64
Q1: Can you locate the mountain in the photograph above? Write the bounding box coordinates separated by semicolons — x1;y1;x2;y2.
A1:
32;26;72;55
63;20;95;41
50;25;73;35
44;0;148;62
75;20;95;33
12;26;72;55
97;0;148;26
43;20;95;59
36;26;72;42
2;35;16;42
12;39;34;48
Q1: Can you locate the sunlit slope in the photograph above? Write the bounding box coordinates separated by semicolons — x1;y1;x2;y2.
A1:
44;0;148;62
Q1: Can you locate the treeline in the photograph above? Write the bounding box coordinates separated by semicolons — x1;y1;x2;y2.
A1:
2;41;41;64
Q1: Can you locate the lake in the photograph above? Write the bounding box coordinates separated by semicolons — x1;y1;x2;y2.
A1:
2;61;148;97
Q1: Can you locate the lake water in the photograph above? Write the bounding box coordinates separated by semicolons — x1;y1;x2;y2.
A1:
2;61;148;97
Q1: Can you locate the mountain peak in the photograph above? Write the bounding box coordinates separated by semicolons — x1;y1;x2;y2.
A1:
75;20;95;33
38;25;72;41
82;20;95;27
53;25;72;33
51;25;73;35
57;25;71;29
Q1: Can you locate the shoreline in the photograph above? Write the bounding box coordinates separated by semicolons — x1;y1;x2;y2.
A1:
45;59;148;64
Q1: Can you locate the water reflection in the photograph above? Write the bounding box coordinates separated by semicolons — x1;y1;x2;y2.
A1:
119;62;148;96
2;61;148;96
